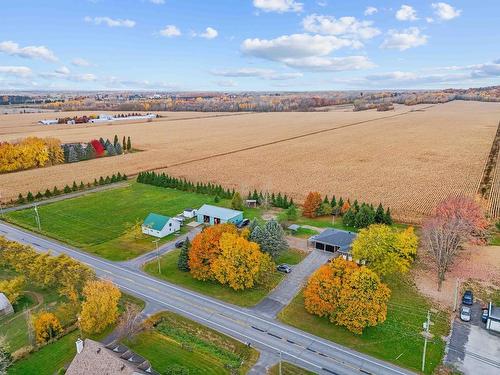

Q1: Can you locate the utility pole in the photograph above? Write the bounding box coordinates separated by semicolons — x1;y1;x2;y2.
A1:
153;239;161;274
34;204;41;231
422;310;431;373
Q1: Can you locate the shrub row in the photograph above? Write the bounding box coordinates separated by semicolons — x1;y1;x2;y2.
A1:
14;173;127;205
63;135;132;164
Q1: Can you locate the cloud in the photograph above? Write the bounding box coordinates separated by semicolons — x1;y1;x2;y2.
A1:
160;25;181;37
103;76;180;90
395;5;418;21
211;68;302;80
0;41;57;62
253;0;303;13
199;27;218;39
71;58;91;67
302;14;381;40
149;0;165;4
214;80;238;87
0;66;32;77
381;27;427;51
431;2;461;21
364;6;378;16
84;16;136;28
282;55;374;71
55;66;70;75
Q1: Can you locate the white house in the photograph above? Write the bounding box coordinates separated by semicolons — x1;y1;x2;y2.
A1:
142;213;180;238
183;208;197;218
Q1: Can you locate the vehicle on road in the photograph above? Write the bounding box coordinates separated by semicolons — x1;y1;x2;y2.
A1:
277;264;292;273
237;219;250;228
482;308;489;323
460;306;472;322
175;239;185;248
462;290;474;305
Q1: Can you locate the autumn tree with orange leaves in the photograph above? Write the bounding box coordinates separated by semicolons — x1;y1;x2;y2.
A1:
211;232;275;290
188;224;238;280
80;279;121;334
304;257;390;334
302;192;323;218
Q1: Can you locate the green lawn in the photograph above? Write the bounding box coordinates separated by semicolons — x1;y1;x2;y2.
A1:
125;312;259;375
4;182;262;261
276;248;308;265
268;362;315;375
278;274;449;375
144;249;283;307
289;227;318;239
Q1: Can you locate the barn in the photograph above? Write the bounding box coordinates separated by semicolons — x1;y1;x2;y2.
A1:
196;204;243;225
142;213;180;238
308;229;357;258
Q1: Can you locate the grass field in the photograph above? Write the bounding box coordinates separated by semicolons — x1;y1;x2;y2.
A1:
125;311;259;375
3;182;262;261
276;248;308;265
278;274;450;375
268;362;315;375
144;248;284;306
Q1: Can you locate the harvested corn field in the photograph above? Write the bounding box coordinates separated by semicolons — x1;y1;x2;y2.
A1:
1;101;499;222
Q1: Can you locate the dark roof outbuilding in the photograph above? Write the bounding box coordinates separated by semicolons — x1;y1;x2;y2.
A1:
309;228;357;253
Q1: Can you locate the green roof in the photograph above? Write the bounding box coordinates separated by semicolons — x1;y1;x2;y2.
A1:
143;213;170;231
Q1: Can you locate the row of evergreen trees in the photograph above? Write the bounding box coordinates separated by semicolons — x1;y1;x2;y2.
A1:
137;171;235;199
246;190;294;209
62;135;132;164
15;173;127;204
343;202;393;228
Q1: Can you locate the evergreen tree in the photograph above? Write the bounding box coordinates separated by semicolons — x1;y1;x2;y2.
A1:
115;142;123;155
343;208;356;227
71;181;77;191
53;186;60;195
17;193;25;204
231;192;244;210
252;190;259;201
105;176;111;184
85;143;96;160
113;134;118;147
35;191;43;200
177;238;191;272
214;195;220;203
331;195;337;208
247;191;252;200
64;185;71;193
44;189;52;198
93;178;98;186
67;146;79;163
99;176;105;185
99;137;106;148
353;199;360;212
27;192;34;202
251;220;289;258
122;173;127;180
127;136;131;151
248;218;259;233
384;208;393;225
79;181;85;190
375;203;385;224
354;205;376;228
323;195;329;204
122;136;126;151
106;143;117;156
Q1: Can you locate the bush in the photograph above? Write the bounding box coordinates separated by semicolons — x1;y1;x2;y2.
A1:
17;193;25;204
64;185;71;194
27;192;34;202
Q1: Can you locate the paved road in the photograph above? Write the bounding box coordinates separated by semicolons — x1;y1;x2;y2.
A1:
0;221;416;375
254;250;333;318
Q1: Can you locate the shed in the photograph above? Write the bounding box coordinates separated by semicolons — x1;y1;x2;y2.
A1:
196;204;243;225
183;208;197;218
486;302;500;333
288;224;301;232
142;213;180;238
308;228;357;256
0;293;14;317
245;199;258;208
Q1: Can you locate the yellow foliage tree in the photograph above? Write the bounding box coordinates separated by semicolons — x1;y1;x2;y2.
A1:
351;224;418;276
43;137;65;165
211;233;275;290
0;276;25;304
304;257;390;334
79;280;121;334
34;312;63;344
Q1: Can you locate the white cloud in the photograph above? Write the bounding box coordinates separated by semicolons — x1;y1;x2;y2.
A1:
84;16;136;28
317;1;327;7
211;68;302;80
160;25;181;37
71;58;91;67
432;2;461;21
426;17;435;23
150;0;165;4
55;66;70;75
381;27;427;51
0;66;32;77
253;0;303;13
395;5;418;21
199;27;218;39
214;80;238;87
282;55;374;71
302;14;381;40
0;41;57;62
364;6;378;16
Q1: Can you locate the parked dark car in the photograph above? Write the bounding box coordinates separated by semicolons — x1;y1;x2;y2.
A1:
237;219;250;228
175;239;185;248
277;264;292;274
482;309;489;323
462;290;474;305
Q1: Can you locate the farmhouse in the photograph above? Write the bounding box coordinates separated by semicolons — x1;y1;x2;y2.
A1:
0;293;14;317
308;229;357;258
142;213;180;238
66;338;158;375
486;302;500;333
196;204;243;225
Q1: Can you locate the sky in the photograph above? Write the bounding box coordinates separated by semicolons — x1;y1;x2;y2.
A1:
0;0;499;91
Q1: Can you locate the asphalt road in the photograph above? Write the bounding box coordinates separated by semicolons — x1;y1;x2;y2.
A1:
0;221;416;375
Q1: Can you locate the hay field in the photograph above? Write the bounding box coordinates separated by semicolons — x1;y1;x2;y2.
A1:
1;101;499;222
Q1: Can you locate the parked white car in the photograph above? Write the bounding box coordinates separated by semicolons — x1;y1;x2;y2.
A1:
460;306;471;322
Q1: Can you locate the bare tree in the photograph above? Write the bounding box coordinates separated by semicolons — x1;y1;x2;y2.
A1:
115;303;143;341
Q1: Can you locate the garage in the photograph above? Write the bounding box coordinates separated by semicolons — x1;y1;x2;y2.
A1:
308;228;357;256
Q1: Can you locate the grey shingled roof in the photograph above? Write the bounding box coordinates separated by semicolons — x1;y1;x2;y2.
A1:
310;228;357;252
